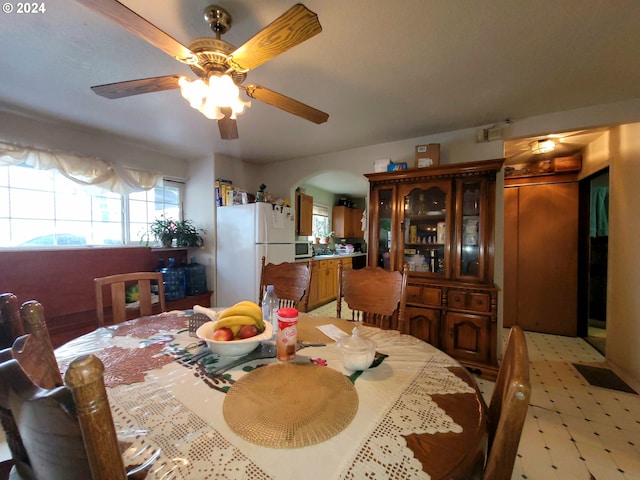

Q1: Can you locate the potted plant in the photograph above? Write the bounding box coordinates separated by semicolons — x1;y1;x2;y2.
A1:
147;217;205;247
175;219;205;247
315;225;334;244
149;216;178;247
256;183;267;202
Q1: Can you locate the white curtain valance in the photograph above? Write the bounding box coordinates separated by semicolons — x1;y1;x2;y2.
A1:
0;141;162;195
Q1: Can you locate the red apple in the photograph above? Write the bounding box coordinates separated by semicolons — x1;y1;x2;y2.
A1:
212;327;233;341
237;324;259;339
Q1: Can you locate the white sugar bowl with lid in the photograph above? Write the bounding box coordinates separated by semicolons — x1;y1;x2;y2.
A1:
336;327;377;371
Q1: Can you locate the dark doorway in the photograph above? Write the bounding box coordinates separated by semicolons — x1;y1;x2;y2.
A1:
578;168;608;355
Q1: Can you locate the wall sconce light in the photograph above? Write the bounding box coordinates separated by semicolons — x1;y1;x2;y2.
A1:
530;139;556;155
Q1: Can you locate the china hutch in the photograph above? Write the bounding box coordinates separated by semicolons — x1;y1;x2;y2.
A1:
365;158;504;379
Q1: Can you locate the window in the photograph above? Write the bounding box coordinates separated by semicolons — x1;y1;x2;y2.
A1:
128;181;182;244
0;163;182;248
311;204;330;240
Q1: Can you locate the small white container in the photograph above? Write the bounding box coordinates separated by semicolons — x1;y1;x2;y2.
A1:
336;328;377;371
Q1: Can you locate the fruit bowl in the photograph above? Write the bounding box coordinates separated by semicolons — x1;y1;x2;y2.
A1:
196;321;273;358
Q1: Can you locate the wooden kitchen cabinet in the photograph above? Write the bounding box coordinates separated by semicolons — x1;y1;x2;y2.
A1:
365;159;503;379
318;260;336;305
443;285;497;371
406;305;440;346
296;192;313;236
332;206;364;238
444;312;491;364
307;257;351;310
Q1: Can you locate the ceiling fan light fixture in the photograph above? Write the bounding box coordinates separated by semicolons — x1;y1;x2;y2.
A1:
530;139;556;155
178;74;250;120
178;76;208;109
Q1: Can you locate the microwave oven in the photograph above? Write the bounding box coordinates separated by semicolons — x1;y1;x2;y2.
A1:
294;241;313;259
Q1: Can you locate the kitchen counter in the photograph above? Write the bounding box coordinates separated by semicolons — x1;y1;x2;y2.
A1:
295;252;367;262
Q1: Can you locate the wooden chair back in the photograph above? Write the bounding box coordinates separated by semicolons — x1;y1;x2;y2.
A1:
483;325;531;480
0;293;23;349
94;272;166;326
0;336;127;480
258;257;312;312
0;297;62;480
336;262;409;332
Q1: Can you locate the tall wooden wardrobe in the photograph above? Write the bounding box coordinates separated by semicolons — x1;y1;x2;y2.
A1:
504;175;579;336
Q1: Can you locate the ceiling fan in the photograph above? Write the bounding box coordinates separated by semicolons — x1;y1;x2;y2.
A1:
75;1;329;140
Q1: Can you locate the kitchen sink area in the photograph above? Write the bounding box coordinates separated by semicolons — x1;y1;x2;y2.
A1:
313;252;365;260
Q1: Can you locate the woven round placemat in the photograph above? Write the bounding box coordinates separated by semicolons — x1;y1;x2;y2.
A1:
223;363;358;448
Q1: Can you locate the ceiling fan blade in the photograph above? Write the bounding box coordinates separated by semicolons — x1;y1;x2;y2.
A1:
75;0;197;64
218;108;239;140
91;75;183;99
228;3;322;72
245;84;328;124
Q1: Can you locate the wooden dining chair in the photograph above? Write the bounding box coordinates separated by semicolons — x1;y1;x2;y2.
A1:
483;325;531;480
0;292;26;479
0;293;24;349
336;262;409;332
258;257;313;312
0;335;128;480
94;272;166;326
0;297;63;480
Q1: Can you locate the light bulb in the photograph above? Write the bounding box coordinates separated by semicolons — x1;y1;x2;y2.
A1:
179;74;250;120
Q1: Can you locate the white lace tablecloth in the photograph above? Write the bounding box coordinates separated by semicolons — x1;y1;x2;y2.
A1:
55;313;477;480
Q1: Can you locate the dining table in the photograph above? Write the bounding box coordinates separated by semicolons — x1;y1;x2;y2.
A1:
54;310;487;480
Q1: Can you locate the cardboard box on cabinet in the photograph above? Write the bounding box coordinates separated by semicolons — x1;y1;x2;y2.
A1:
374;159;391;172
415;144;440;168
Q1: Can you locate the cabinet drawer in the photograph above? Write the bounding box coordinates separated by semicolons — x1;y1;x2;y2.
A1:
406;286;423;304
468;293;491;312
406;286;442;306
423;287;442;306
448;291;467;309
447;291;491;313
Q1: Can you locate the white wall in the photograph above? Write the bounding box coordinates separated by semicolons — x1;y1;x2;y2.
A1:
257;126;504;200
185;155;216;306
607;123;640;384
580;131;611;180
213;153;260;193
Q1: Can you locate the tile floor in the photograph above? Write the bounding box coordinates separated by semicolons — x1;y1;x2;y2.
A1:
310;301;640;480
2;304;639;480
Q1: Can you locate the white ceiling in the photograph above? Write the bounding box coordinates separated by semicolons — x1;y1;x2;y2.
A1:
1;0;639;172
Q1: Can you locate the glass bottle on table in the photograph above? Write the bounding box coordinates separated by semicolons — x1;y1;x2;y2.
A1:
262;285;279;340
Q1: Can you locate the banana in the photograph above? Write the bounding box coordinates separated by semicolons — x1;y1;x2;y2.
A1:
218;301;262;323
229;325;242;337
215;315;264;332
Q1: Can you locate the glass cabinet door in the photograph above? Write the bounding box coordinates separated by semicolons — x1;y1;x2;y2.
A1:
399;181;451;277
370;186;395;271
455;177;486;282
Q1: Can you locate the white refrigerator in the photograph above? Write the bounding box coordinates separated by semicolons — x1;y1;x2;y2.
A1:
216;202;295;306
